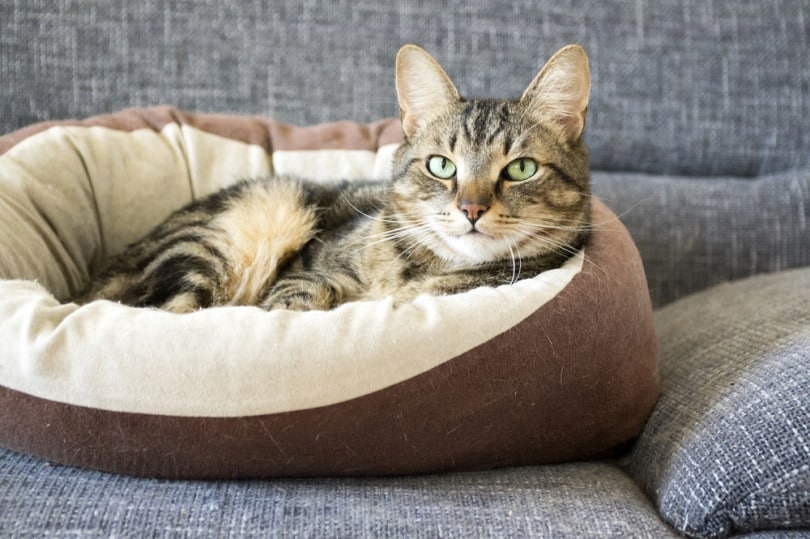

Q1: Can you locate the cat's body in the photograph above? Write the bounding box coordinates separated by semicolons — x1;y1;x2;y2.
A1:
79;44;592;312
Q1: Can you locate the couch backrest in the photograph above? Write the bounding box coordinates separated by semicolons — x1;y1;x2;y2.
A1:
2;1;808;176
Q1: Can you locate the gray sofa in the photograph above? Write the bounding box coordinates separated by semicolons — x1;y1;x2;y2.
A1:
1;1;808;537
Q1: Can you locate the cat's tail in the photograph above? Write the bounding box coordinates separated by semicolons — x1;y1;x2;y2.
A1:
207;178;319;308
76;177;320;313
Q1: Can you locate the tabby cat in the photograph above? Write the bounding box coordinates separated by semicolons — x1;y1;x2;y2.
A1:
79;44;592;312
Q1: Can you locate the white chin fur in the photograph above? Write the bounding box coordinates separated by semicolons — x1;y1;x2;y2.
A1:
433;231;516;265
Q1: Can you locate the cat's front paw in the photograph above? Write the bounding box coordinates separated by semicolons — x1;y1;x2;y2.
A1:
262;294;321;312
260;282;337;312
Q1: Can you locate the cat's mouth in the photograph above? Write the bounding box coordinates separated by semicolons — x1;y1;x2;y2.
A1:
438;230;516;264
448;225;501;245
426;216;517;263
462;220;498;238
454;228;491;242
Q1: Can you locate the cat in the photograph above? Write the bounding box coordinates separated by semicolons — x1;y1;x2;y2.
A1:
78;44;592;313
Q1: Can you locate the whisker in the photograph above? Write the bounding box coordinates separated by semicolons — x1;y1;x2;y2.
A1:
512;226;586;257
359;223;434;251
379;232;436;275
363;221;431;241
511;207;635;232
514;227;609;279
506;237;523;285
339;194;417;225
512;219;592;233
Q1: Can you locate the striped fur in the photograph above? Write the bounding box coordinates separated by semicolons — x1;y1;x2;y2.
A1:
79;44;592;312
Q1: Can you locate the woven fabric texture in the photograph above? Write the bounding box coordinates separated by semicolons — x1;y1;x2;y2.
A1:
592;169;810;307
627;267;810;538
0;451;677;538
2;0;808;177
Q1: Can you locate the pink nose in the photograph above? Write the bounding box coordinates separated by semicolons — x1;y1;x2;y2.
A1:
459;201;489;224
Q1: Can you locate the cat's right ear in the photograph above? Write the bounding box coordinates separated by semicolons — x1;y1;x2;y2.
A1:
395;45;460;139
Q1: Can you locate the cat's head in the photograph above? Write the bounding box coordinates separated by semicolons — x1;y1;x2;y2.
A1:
391;44;591;267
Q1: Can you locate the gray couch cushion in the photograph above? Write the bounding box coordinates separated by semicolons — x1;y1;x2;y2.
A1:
592;169;810;307
626;268;810;538
2;1;808;177
0;449;677;537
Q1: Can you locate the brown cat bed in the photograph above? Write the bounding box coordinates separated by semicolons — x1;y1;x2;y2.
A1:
0;107;659;478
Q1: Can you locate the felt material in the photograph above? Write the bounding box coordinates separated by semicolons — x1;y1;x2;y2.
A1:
627;268;810;538
0;108;658;478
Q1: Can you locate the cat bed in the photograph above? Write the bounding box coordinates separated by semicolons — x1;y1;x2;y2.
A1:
0;107;659;478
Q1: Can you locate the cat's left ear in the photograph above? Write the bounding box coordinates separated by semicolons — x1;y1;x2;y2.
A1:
396;45;461;139
521;45;591;145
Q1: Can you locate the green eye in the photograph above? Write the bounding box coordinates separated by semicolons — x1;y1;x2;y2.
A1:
427;155;457;179
504;158;538;181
